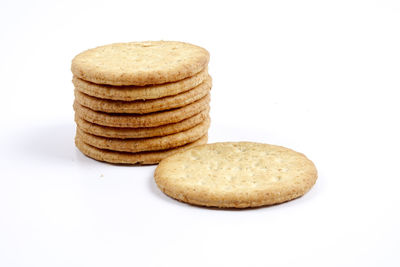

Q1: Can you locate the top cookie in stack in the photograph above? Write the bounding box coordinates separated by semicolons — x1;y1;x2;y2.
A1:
71;41;211;165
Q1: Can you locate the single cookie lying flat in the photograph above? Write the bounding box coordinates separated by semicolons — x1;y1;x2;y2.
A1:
75;134;208;165
76;117;210;153
154;142;317;208
74;77;211;114
73;69;209;101
73;93;210;128
71;41;209;86
74;109;209;139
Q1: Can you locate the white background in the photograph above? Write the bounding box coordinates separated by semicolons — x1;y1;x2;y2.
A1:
1;0;399;266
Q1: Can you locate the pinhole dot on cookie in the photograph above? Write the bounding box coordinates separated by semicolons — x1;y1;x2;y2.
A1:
190;150;202;161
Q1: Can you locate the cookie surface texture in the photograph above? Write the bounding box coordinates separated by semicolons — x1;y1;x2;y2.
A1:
74;77;211;114
154;142;318;208
73;70;209;101
71;41;210;86
75;135;208;165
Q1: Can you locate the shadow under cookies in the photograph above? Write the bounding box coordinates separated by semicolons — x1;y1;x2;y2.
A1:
18;121;77;163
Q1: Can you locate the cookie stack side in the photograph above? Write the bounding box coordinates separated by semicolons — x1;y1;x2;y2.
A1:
71;41;211;164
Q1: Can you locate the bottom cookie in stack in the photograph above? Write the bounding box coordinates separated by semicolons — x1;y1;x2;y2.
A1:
75;134;208;165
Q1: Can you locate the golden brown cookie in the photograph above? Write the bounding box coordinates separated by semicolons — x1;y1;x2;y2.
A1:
71;41;209;86
74;77;211;114
73;69;209;101
76;117;210;153
75;109;209;139
75;134;208;165
154;142;318;208
73;93;210;128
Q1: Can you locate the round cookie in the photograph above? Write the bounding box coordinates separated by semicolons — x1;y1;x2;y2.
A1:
75;134;208;165
154;142;318;208
73;69;209;101
74;77;211;114
73;93;210;128
71;41;210;86
76;117;210;153
75;109;209;139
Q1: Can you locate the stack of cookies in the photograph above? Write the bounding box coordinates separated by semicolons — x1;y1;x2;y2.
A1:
71;41;211;164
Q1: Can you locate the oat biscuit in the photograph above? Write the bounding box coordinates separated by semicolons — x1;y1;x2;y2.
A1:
73;69;209;101
73;93;210;128
75;108;210;139
154;142;318;208
76;117;210;153
75;134;208;165
74;77;211;114
71;41;209;86
75;109;209;139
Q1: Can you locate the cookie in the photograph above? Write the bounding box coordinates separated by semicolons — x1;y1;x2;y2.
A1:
73;69;209;101
75;134;208;165
73;93;210;128
71;41;210;86
74;108;209;139
154;142;318;208
74;77;211;114
76;117;210;153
